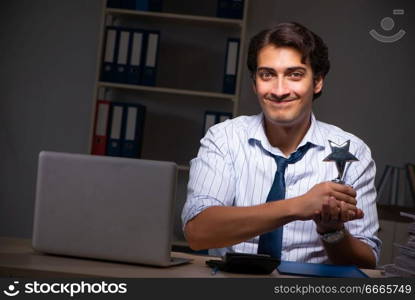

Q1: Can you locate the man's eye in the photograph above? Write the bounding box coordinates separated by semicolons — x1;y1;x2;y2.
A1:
289;72;304;79
259;72;273;80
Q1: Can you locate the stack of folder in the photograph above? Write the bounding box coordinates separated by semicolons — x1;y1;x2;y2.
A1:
102;26;160;86
384;212;415;277
92;100;146;159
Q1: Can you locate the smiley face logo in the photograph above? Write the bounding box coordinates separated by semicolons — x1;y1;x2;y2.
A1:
369;9;406;43
3;281;20;297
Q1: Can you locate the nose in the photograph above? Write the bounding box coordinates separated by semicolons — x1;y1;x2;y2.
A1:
271;78;290;99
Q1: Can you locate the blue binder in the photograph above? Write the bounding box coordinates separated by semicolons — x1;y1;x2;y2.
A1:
114;28;130;83
121;0;136;9
135;0;149;10
126;29;145;85
101;26;119;82
223;38;240;94
135;0;163;11
217;0;230;18
217;0;244;19
228;0;244;19
277;261;369;278
106;102;126;156
203;111;232;135
121;103;146;158
141;31;160;86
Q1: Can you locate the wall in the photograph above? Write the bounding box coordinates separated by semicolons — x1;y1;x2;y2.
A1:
0;0;102;237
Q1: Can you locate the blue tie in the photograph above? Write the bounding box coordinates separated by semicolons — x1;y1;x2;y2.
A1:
257;142;313;259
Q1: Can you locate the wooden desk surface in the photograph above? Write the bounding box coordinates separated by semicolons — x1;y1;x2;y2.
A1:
0;237;383;278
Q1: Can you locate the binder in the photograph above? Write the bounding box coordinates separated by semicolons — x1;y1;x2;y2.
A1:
101;26;119;82
228;0;244;19
203;112;217;135
126;29;144;85
217;0;230;18
121;0;136;9
219;112;232;123
91;100;111;155
106;103;126;156
217;0;244;19
277;261;368;278
135;0;149;10
141;31;160;86
121;103;146;158
135;0;163;11
203;111;233;134
223;38;240;94
114;28;130;83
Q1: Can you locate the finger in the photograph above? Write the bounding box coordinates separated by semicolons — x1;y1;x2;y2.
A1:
321;199;331;223
340;201;350;222
328;197;339;221
347;208;356;220
330;182;357;197
356;209;364;219
346;208;365;221
342;202;358;214
331;190;357;205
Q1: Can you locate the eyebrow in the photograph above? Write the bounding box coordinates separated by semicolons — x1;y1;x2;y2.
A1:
257;66;307;73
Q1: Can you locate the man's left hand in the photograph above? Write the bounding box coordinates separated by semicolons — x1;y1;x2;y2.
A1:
313;196;364;233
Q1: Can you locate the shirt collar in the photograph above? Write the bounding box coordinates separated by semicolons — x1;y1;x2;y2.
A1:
248;112;326;157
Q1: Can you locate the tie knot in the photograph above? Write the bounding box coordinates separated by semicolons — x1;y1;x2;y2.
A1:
274;142;313;173
275;156;288;173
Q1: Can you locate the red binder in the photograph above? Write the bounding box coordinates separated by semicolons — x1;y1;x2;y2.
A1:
91;100;110;155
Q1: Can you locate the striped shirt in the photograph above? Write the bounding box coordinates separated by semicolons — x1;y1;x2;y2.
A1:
182;113;381;264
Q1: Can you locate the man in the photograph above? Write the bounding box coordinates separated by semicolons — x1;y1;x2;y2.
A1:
182;22;380;268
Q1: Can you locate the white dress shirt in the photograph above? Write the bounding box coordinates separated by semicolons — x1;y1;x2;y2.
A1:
182;113;381;264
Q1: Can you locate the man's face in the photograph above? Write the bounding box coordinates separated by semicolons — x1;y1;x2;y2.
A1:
253;45;323;128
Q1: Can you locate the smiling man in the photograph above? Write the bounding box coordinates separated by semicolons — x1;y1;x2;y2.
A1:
182;22;381;268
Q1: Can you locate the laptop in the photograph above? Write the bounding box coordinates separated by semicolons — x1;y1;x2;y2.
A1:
32;151;191;267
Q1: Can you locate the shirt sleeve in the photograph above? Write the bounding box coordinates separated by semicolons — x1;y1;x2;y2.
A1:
181;124;236;230
344;142;382;265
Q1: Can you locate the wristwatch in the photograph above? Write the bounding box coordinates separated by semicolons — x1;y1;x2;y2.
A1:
319;227;347;244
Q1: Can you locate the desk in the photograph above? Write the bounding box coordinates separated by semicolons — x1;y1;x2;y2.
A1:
0;237;382;278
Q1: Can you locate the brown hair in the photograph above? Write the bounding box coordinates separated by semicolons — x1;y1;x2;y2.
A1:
247;22;330;99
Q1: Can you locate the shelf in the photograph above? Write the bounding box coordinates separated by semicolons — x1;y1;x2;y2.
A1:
98;81;236;101
105;8;243;27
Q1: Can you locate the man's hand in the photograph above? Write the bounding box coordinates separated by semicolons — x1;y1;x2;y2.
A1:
293;182;358;221
313;196;364;233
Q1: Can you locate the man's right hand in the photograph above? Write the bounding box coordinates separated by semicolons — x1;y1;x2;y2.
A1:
293;182;358;221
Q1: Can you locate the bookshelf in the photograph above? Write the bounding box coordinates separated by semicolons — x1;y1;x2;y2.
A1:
105;8;244;27
89;0;250;246
89;0;249;163
98;81;236;101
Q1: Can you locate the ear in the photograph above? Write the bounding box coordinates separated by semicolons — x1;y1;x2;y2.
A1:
314;76;324;94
